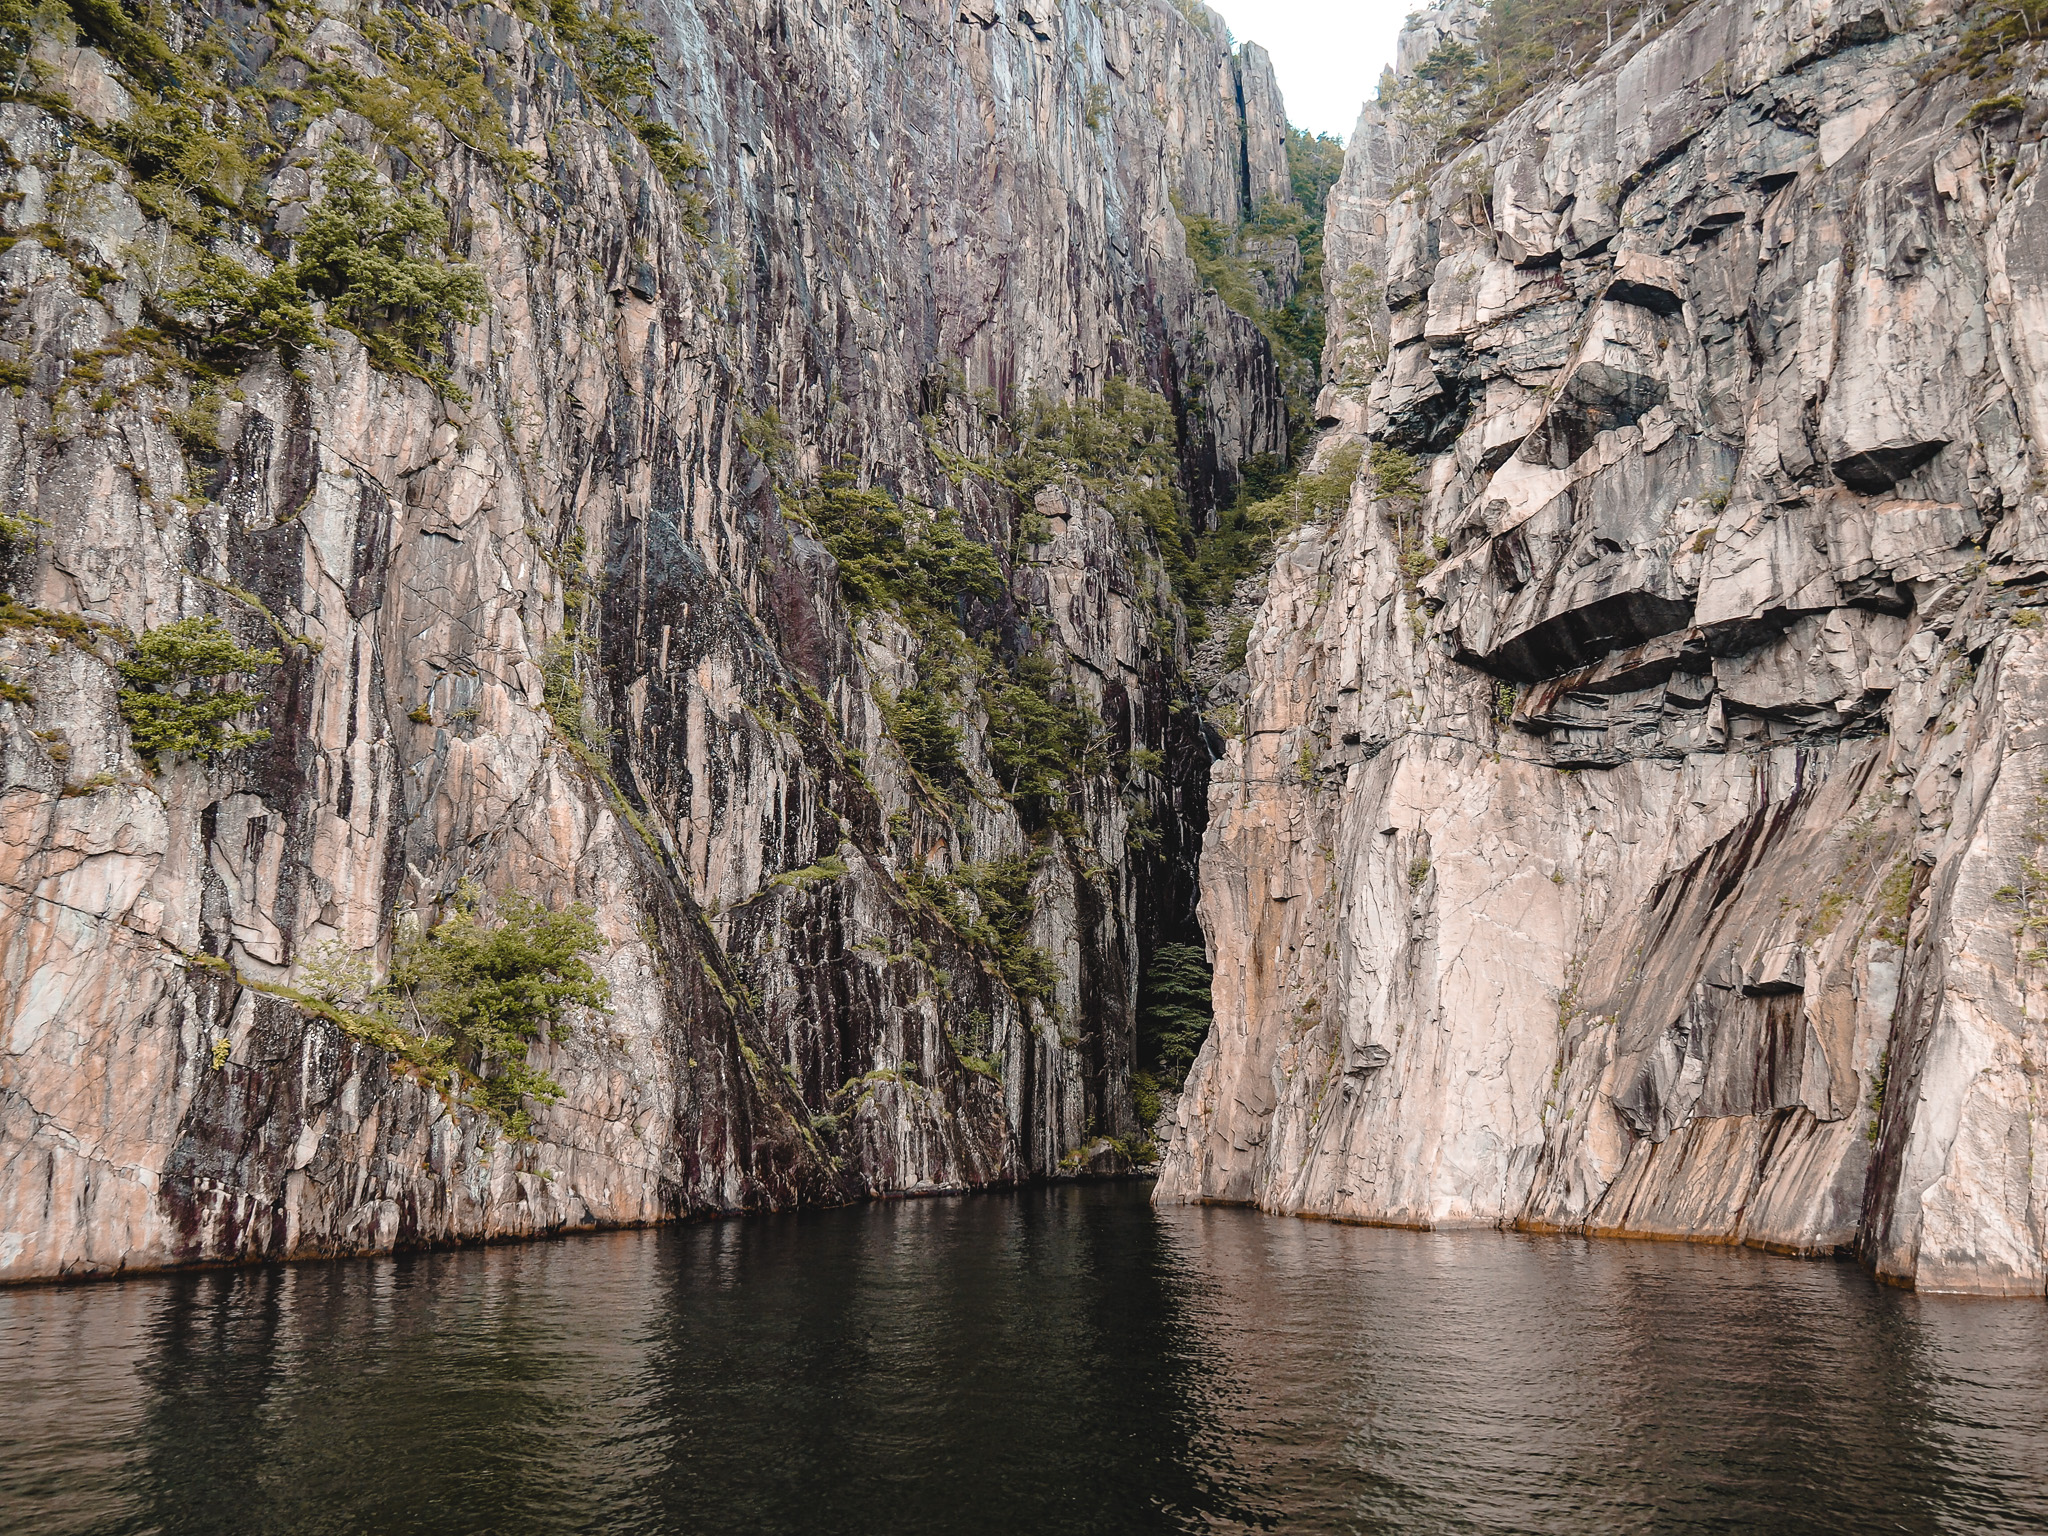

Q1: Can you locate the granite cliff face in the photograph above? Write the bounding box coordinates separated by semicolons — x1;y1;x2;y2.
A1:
0;0;1296;1280
1157;0;2048;1295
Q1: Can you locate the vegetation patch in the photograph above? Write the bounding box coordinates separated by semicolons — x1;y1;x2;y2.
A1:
1866;1046;1891;1143
538;530;601;748
1803;799;1911;949
1004;376;1183;547
880;679;965;785
116;615;278;766
1181;441;1364;625
1368;442;1437;607
297;884;611;1136
1176;127;1343;437
172;148;486;390
4;0;702;402
908;855;1059;1006
983;651;1102;828
1944;1;2048;86
1380;2;1700;178
538;0;707;187
794;441;1104;825
0;508;47;551
801;471;1003;618
1131;1068;1162;1126
751;853;849;901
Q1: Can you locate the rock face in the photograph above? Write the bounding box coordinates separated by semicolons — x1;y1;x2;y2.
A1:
0;0;1292;1281
1157;0;2048;1295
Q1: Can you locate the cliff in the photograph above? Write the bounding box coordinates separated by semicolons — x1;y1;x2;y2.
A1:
0;0;1296;1280
1156;0;2048;1295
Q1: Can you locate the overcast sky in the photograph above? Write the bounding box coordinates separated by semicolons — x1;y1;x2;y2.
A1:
1209;0;1412;141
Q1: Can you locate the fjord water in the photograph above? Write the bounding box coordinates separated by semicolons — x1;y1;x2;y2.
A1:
5;1184;2046;1535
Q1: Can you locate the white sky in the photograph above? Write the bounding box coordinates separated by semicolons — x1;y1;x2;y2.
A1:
1209;0;1413;141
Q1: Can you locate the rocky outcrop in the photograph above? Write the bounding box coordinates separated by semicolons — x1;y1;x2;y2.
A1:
0;0;1293;1281
1158;0;2048;1295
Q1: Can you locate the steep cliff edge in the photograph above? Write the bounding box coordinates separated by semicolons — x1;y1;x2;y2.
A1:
0;0;1299;1281
1158;0;2048;1295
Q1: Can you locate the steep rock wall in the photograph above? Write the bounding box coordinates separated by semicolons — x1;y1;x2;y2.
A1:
1158;0;2048;1295
0;0;1292;1280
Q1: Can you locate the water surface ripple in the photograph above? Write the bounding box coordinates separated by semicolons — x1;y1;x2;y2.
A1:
4;1183;2045;1534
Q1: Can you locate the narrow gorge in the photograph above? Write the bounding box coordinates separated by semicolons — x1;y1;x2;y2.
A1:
6;0;2048;1307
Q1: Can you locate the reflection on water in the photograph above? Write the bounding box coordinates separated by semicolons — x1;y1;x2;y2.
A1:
4;1183;2046;1534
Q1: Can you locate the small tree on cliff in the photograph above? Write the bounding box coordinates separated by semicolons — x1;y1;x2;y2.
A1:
116;616;279;767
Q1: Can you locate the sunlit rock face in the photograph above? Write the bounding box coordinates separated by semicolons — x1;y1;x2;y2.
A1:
0;0;1293;1280
1158;0;2048;1295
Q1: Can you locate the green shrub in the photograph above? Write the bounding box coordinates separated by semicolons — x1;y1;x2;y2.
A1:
1369;442;1423;499
299;938;375;1008
294;149;489;381
1007;376;1182;512
1875;860;1916;944
1131;1068;1162;1126
1003;378;1197;593
910;855;1059;1005
803;470;1004;618
548;0;658;101
348;8;530;174
0;0;72;83
766;854;850;894
1867;1046;1891;1142
1949;1;2048;83
0;507;45;550
1170;129;1339;442
1182;440;1364;618
116;615;279;765
166;249;324;357
542;635;591;742
1181;207;1272;326
383;886;611;1133
740;406;793;476
884;682;963;782
1964;91;2026;125
61;0;178;84
1380;2;1689;171
953;1046;1002;1081
0;596;112;648
268;893;608;1135
171;149;486;386
544;0;706;183
633;119;706;180
984;651;1100;825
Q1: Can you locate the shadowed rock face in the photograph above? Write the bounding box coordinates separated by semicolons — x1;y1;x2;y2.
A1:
1157;0;2048;1295
0;0;1292;1280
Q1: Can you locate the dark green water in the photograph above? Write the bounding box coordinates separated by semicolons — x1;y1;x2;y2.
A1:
4;1182;2047;1534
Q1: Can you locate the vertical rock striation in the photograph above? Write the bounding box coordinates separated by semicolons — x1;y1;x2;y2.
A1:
0;0;1293;1280
1158;0;2048;1295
